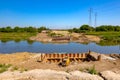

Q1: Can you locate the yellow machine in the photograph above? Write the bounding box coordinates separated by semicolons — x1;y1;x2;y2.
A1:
61;56;70;66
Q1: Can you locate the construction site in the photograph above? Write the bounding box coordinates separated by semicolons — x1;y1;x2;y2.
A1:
37;51;101;66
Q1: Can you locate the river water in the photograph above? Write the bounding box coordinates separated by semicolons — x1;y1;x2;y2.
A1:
0;40;120;54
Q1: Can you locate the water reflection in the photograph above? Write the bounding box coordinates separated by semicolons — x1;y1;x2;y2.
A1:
27;40;34;45
0;39;34;45
1;39;12;43
119;45;120;51
14;39;21;43
0;40;120;54
97;40;120;46
1;38;120;46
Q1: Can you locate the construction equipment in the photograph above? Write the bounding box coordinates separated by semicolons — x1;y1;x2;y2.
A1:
61;56;70;66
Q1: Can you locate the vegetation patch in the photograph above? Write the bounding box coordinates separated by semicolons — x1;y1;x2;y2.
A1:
87;65;98;75
0;26;48;41
0;32;37;41
86;31;120;45
0;64;28;73
68;25;120;45
79;65;98;75
0;64;12;73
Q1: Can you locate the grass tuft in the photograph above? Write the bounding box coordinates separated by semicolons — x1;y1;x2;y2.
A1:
87;65;97;75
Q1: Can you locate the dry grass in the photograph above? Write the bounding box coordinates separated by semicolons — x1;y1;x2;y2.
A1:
0;52;35;64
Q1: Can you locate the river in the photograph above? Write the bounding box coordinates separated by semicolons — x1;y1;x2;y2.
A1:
0;40;120;54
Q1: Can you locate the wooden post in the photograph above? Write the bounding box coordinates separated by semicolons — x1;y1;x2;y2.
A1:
88;50;91;54
98;55;101;61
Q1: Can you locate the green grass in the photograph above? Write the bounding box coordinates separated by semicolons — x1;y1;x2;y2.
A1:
0;64;12;73
0;68;7;73
86;31;120;37
0;64;28;73
86;31;120;45
79;66;98;75
0;32;37;41
87;65;97;75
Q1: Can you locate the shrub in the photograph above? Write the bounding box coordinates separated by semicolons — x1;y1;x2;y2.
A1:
0;68;7;73
88;65;97;75
0;64;11;73
0;64;3;67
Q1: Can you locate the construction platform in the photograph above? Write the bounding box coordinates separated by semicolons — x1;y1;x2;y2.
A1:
37;52;99;63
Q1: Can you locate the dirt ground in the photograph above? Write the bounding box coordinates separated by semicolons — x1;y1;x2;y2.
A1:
0;52;120;74
29;32;100;43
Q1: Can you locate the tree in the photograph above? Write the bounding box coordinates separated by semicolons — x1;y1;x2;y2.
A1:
95;25;117;31
38;26;47;33
107;25;114;31
5;26;13;32
73;28;80;33
68;29;73;33
0;28;5;32
96;25;107;31
26;26;37;33
115;26;120;31
14;26;20;32
80;24;94;31
0;28;1;32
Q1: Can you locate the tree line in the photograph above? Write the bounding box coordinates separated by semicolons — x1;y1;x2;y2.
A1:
0;26;48;33
0;25;120;33
68;25;120;33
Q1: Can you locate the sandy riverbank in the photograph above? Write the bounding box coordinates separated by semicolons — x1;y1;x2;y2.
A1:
0;52;120;72
0;52;120;80
29;32;101;43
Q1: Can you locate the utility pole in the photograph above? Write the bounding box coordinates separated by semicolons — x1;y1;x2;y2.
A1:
94;12;97;27
89;8;92;27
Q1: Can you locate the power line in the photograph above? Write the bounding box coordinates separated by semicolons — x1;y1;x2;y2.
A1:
89;8;93;27
88;5;120;27
94;12;97;27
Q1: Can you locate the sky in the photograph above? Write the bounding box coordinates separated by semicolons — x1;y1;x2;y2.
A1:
0;0;120;29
